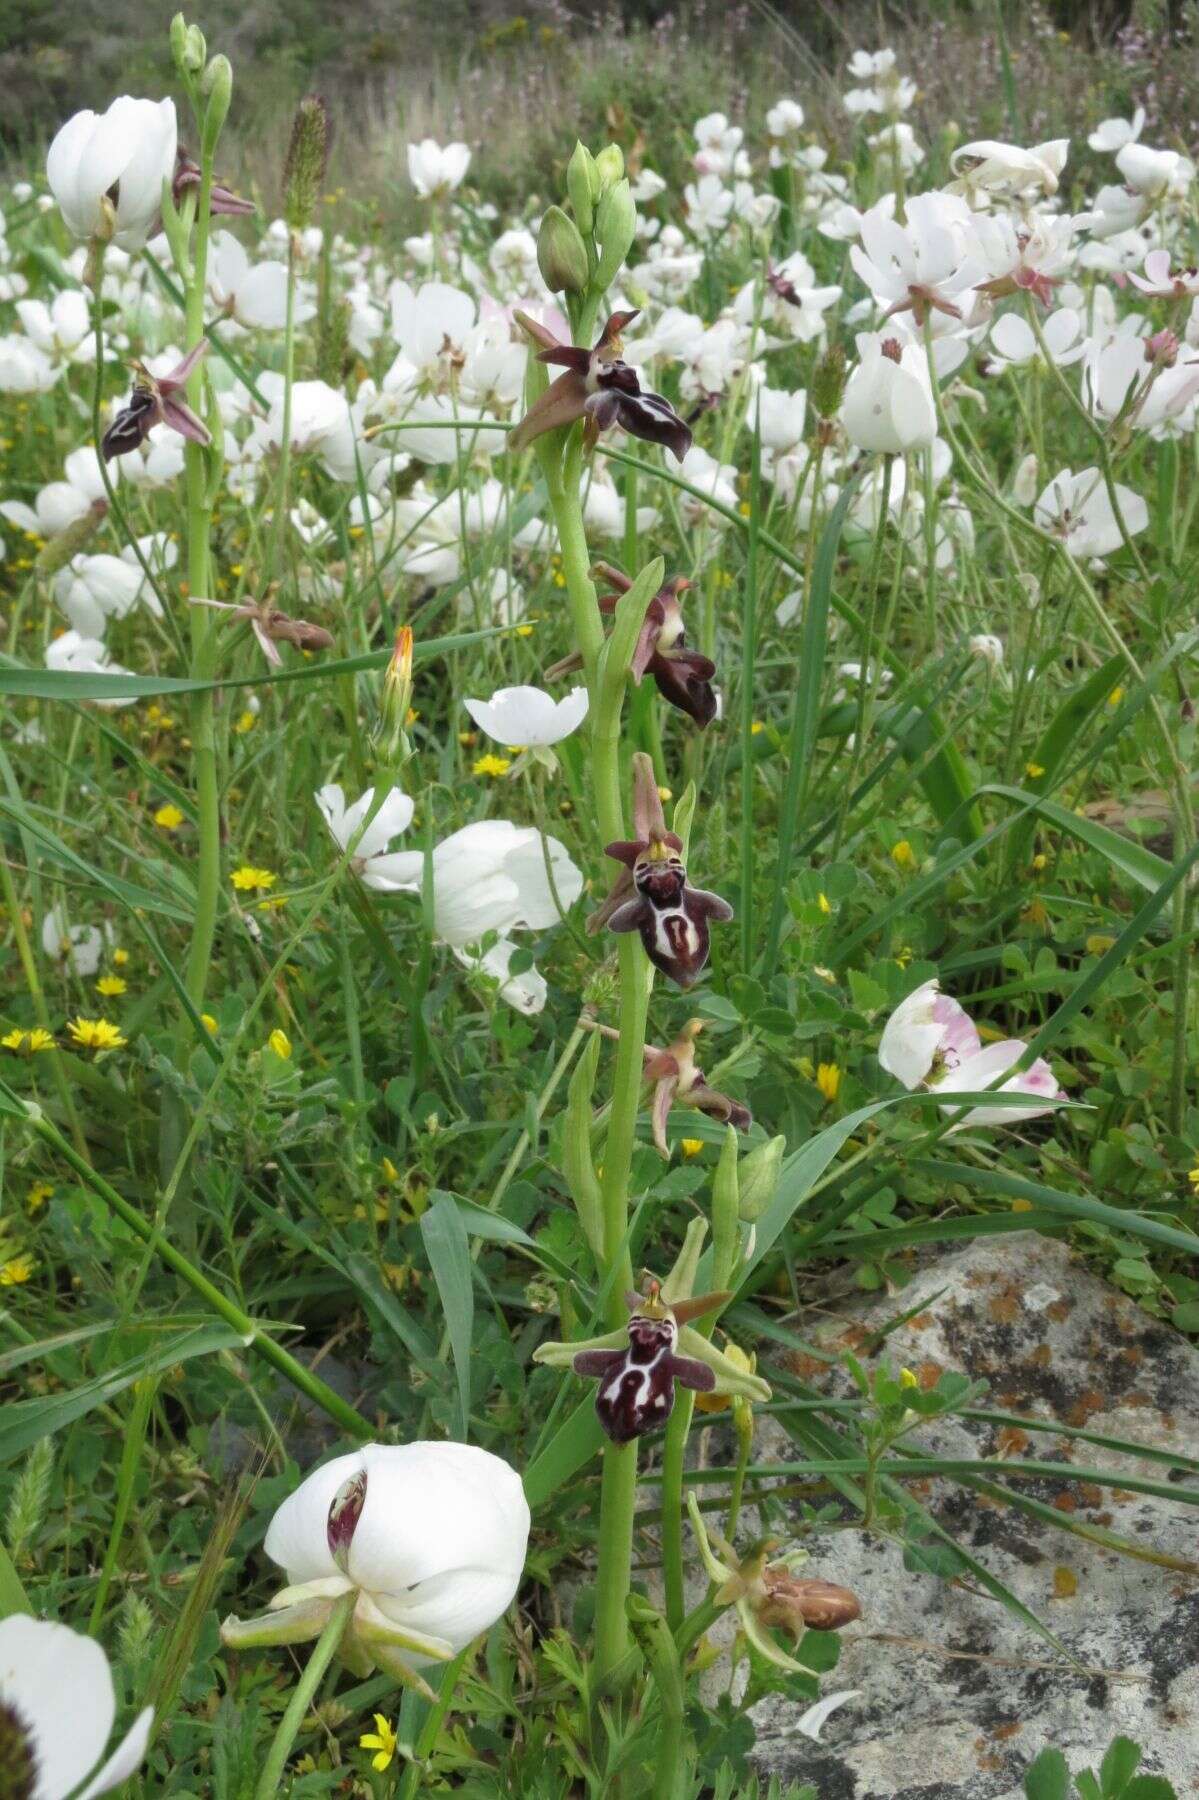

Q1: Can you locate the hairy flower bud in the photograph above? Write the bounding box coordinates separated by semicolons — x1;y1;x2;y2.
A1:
537;204;589;294
594;178;637;293
566;139;598;236
811;343;847;420
36;503;107;575
283;94;330;233
317;295;352;385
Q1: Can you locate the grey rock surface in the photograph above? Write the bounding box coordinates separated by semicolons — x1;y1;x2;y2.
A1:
738;1233;1199;1798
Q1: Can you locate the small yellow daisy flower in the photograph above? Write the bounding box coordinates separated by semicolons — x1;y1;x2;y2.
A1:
113;948;129;966
750;720;765;735
67;1017;127;1052
154;803;185;830
268;1028;292;1060
0;1255;35;1287
360;1714;398;1773
473;754;510;778
231;865;278;893
234;709;257;734
1;1029;27;1052
26;1028;54;1053
1187;1165;1199;1190
96;975;127;997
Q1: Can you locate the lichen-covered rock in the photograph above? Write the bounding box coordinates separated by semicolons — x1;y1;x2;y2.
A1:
745;1232;1199;1798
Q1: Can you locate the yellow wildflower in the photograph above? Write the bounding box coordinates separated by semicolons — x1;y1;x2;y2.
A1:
113;948;129;966
817;892;831;915
67;1017;127;1052
1025;761;1045;780
233;710;257;734
360;1714;398;1773
1107;686;1124;707
899;1367;919;1390
28;1182;53;1213
96;975;127;997
154;803;185;830
231;866;277;892
268;1028;292;1060
890;840;916;870
680;1138;705;1158
25;1028;54;1053
815;1062;841;1103
473;754;510;778
0;1255;35;1287
1187;1165;1199;1190
201;1014;219;1034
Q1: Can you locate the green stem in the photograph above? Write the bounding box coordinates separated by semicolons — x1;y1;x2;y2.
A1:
395;1649;470;1800
88;1376;156;1632
254;1590;356;1800
19;1100;374;1442
545;428;649;1690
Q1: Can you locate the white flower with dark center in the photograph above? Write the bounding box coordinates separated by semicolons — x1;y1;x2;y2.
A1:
40;902;113;973
46;97;177;250
464;684;588;749
1033;465;1149;558
841;330;936;453
220;1441;529;1689
879;978;980;1090
315;785;416;891
0;1613;153;1799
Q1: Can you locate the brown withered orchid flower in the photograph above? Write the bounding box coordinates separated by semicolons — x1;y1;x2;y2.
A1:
174;148;255;218
590;1016;751;1157
589;753;732;988
510;310;692;462
101;341;211;462
545;562;716;729
189;592;335;668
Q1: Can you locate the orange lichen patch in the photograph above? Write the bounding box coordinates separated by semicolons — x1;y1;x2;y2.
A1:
916;1359;943;1389
1065;1389;1106;1426
908;1478;934;1500
1076;1483;1104;1509
991;1722;1022;1742
1052;1566;1078;1599
1118;1344;1145;1367
1028;1344;1052;1369
1053;1493;1078;1513
909;1312;936;1331
996;1427;1031;1456
988;1289;1021;1324
784;1351;829;1381
1046;1297;1073;1322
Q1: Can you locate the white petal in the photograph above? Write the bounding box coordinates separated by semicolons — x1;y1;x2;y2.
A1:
0;1614;114;1799
77;1705;154;1799
263;1448;367;1583
795;1689;860;1741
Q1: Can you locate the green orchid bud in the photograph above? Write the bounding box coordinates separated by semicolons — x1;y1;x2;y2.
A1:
566;139;598;235
711;1126;740;1290
169;14;190;68
200;55;233;154
593;142;625;193
593;178;636;294
738;1134;785;1222
537;204;589;294
660;1216;708;1307
184;23;207;70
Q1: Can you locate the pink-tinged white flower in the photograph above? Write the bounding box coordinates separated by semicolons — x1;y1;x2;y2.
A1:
207;230;316;331
464;684;588;748
948;138;1068;202
1088;108;1144;153
1127;247;1199;299
934;1040;1064;1128
878;978;980;1090
47;97;177;250
1033;466;1148;558
315;785;416;890
972;213;1088;306
987;307;1084;371
841;330;937;453
0;447;112;537
220;1441;529;1688
0;1613;153;1799
407;139;471;199
692;113;748;180
850;193;983;326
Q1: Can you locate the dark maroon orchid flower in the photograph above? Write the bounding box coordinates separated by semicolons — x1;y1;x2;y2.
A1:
101;341;211;462
574;1283;726;1444
510;309;693;462
545;561;716;728
174;149;255;218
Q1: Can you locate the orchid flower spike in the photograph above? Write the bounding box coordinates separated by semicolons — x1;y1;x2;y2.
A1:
686;1492;860;1675
219;1441;530;1696
510;309;692;461
101;341;211;461
599;753;733;987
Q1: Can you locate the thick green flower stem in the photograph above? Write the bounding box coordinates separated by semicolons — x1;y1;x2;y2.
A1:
18;1098;375;1443
544;429;649;1690
254;1589;357;1800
